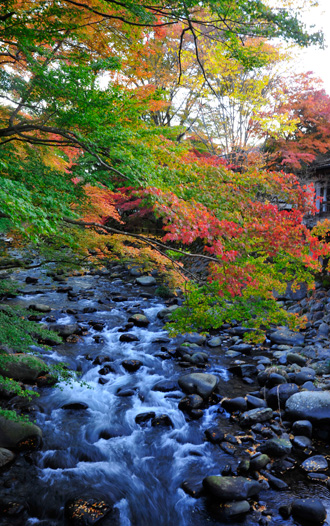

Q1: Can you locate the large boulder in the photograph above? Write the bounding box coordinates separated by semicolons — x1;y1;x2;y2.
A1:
291;498;327;525
178;373;218;399
0;354;49;382
136;276;156;286
51;323;80;337
203;476;262;501
285;391;330;424
266;383;299;409
0;415;42;450
268;328;304;346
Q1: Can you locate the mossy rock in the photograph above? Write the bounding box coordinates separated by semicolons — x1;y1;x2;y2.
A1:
0;415;42;450
0;354;49;382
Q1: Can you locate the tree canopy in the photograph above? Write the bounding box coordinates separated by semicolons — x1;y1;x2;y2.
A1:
0;0;328;340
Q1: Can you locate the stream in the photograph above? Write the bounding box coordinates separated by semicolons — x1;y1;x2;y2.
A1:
1;263;330;526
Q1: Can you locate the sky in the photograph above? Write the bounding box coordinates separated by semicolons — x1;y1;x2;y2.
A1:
297;0;330;93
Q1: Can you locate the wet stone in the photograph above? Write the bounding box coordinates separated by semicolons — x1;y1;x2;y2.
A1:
285;391;330;424
266;383;299;410
262;472;288;490
266;373;287;388
291;498;327;525
250;454;270;471
119;333;139;343
128;313;150;327
207;337;222;347
220;442;237;455
28;303;52;312
151;414;173;428
204;425;225;444
135;412;156;425
62;402;88;411
258;437;292;458
203;476;262;501
217;500;250;518
178;372;218;399
136;276;156;286
240;407;273;427
268;328;305;346
292;420;312;437
181;478;204;498
116;388;135;397
287;352;307;366
122;360;143;372
179;394;204;412
230;343;252;354
152;380;178;392
293;435;312;449
221;397;247;413
98;365;115;375
301;455;328;473
246;394;267;410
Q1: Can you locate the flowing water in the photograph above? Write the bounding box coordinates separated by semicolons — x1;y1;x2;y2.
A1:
2;268;330;526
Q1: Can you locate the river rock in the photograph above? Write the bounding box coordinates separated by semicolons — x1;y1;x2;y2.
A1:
65;497;112;525
151;414;173;428
62;402;89;411
293;435;312;449
203;476;262;501
292;420;312;437
285;391;330;424
249;454;270;471
157;305;179;319
230;344;252;354
262;472;288;490
217;500;250;518
0;354;49;382
266;383;299;409
268;328;304;346
128;314;150;327
179;394;204;411
119;333;139;343
229;364;258;378
136;276;156;286
286;352;307;366
0;415;42;450
258;437;292;457
28;303;52;313
0;447;15;468
301;455;328;473
122;360;143;372
52;323;80;337
135;412;156;425
221;397;247;412
291;498;327;525
178;373;218;399
246;394;267;409
207;337;222;347
240;407;273;426
204;425;225;444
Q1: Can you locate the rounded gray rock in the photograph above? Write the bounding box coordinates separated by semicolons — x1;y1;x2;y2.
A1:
203;476;262;501
178;373;218;399
285;391;330;424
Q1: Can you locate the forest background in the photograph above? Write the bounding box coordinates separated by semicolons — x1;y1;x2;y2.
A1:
1;0;330;362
